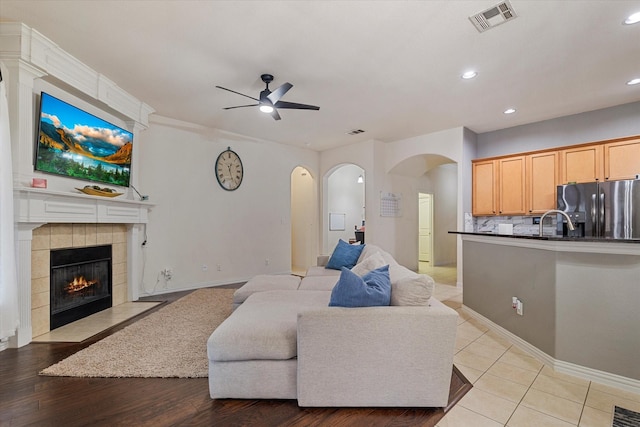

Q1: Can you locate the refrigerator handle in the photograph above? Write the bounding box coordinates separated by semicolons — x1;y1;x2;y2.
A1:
599;192;605;237
591;193;597;234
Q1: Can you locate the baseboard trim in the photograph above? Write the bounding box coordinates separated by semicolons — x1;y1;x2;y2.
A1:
462;305;640;395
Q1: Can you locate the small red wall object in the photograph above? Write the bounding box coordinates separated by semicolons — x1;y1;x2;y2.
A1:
32;178;47;188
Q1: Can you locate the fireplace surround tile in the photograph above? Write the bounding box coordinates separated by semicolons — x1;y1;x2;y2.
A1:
51;224;73;249
30;223;129;338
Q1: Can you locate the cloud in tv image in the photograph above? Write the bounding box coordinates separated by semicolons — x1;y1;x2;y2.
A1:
35;92;133;187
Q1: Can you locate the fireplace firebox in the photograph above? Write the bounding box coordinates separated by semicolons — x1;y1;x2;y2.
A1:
50;245;113;330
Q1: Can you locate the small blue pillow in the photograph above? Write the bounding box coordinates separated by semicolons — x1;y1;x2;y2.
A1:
325;239;365;270
329;265;391;307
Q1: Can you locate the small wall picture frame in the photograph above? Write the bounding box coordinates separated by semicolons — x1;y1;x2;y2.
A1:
329;213;346;231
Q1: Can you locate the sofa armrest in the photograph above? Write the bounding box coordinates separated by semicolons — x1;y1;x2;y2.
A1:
297;299;458;407
316;255;329;267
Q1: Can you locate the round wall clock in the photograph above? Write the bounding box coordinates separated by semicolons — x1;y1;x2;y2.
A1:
215;147;244;191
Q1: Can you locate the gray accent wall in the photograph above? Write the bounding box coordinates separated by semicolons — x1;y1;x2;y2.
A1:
477;101;640;158
463;241;557;356
463;238;640;381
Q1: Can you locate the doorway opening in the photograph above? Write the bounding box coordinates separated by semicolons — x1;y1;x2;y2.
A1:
418;193;434;269
291;166;316;276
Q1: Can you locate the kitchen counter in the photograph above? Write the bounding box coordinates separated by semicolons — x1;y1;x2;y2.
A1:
456;230;640;389
450;231;640;244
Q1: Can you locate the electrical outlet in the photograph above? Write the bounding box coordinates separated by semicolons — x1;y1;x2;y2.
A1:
216;264;221;271
516;300;524;316
162;268;173;280
202;264;208;272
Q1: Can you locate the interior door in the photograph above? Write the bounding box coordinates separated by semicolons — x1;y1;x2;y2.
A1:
418;193;433;263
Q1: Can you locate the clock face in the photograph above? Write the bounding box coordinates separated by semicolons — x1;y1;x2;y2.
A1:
215;148;243;191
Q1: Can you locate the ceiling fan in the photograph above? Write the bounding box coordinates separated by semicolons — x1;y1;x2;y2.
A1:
216;74;320;121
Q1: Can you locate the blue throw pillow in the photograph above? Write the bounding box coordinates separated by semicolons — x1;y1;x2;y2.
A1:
325;239;365;270
329;265;391;307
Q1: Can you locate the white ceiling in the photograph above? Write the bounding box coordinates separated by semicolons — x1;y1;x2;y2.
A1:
1;1;639;151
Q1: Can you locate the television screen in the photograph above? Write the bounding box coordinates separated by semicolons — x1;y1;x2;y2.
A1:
34;92;133;187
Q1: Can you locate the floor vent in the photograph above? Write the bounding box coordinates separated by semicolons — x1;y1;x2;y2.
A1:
469;0;517;33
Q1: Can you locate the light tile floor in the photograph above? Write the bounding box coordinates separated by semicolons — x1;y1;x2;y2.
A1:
32;301;161;342
423;265;640;427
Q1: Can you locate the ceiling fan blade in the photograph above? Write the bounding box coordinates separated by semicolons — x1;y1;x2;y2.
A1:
267;82;293;104
274;100;320;111
215;85;259;102
223;104;259;110
270;108;282;121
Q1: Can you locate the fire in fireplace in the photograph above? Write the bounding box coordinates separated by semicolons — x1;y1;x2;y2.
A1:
50;245;113;329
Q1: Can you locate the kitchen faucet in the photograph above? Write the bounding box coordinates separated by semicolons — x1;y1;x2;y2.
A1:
539;210;575;236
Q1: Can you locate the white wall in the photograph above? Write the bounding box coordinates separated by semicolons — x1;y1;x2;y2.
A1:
138;116;318;294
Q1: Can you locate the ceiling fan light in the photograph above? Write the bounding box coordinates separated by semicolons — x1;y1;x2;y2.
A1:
623;11;640;25
259;105;274;113
462;70;478;79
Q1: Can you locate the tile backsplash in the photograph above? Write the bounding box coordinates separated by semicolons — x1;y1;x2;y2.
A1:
473;215;558;236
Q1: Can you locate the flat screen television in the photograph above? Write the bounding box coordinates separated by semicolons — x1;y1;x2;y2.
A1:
34;92;133;187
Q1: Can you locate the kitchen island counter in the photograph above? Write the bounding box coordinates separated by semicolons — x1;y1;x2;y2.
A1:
454;231;640;392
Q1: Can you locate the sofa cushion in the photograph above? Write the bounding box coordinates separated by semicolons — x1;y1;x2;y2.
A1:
298;275;339;291
350;251;386;276
209;290;331;362
305;266;341;277
233;274;301;305
329;265;391;307
391;274;435;306
325;239;365;270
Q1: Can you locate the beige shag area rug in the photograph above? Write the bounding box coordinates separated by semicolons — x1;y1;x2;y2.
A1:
40;288;235;378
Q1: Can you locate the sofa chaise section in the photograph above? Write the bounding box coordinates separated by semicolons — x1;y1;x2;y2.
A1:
207;290;330;399
297;297;458;407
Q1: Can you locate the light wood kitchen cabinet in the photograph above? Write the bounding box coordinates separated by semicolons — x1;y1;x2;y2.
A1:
603;137;640;181
472;160;497;215
526;151;559;214
497;156;526;215
560;145;603;184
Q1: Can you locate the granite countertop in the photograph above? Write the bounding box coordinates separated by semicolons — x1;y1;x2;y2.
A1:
449;231;640;244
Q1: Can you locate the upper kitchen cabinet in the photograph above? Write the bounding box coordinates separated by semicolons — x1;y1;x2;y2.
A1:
497;156;526;215
472;160;497;216
526;151;559;214
603;137;640;181
560;145;603;184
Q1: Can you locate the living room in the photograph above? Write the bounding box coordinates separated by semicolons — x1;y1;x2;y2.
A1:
1;1;640;426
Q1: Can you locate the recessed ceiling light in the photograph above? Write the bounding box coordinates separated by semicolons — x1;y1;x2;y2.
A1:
462;71;478;79
504;108;516;114
627;78;640;85
623;11;640;25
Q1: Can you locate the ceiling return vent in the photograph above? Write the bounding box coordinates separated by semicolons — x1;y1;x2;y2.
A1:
469;1;517;33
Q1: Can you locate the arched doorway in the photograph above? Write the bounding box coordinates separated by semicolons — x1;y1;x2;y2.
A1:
323;164;365;254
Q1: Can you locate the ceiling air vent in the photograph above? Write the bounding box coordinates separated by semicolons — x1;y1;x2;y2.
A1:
347;129;366;135
469;0;517;33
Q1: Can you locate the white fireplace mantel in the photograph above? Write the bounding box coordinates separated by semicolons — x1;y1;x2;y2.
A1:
15;187;153;225
11;187;154;348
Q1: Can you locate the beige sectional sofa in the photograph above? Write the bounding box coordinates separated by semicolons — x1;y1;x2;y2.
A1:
207;244;458;407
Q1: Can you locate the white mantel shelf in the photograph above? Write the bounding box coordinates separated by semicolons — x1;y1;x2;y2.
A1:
15;186;154;225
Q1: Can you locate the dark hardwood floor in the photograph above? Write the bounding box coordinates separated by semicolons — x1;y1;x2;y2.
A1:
0;287;471;427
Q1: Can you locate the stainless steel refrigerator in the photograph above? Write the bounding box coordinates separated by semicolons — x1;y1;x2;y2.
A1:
556;180;640;239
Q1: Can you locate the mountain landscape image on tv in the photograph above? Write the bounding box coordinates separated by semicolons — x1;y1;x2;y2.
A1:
35;92;133;187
